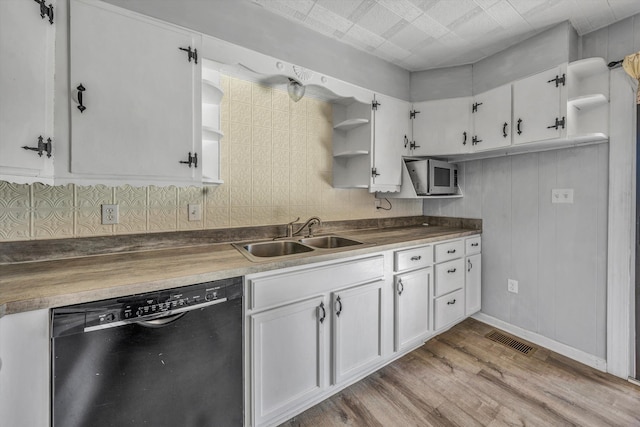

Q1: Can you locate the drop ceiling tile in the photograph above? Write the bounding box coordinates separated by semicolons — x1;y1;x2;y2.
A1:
307;4;354;33
343;24;387;50
374;40;414;61
506;0;549;15
452;11;500;40
255;0;316;18
316;0;362;19
609;0;640;20
382;19;411;39
407;0;440;12
356;3;404;35
412;13;450;38
304;14;345;37
426;0;479;27
376;0;424;22
474;0;501;9
389;23;435;49
437;31;468;48
485;0;529;28
348;0;376;22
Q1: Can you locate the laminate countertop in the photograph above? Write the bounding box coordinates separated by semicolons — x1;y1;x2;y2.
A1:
0;222;480;317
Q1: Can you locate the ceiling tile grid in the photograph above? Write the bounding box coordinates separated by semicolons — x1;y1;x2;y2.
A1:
252;0;640;71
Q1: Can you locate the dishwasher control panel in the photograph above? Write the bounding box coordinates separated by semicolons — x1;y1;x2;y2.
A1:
52;277;242;336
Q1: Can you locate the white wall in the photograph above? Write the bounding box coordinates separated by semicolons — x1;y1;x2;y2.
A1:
424;146;608;358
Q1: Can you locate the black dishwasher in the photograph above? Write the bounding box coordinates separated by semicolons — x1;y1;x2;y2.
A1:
51;277;243;427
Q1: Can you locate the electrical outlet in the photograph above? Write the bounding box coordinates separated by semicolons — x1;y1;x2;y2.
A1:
188;204;202;221
101;204;119;225
552;188;574;204
508;279;518;294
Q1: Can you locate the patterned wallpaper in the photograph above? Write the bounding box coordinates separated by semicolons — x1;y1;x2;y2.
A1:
0;76;421;242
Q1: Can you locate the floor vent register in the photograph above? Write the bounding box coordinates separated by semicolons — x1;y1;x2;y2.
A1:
485;330;537;355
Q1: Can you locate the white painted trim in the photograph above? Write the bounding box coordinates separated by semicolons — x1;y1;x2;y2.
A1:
606;69;637;379
473;313;607;372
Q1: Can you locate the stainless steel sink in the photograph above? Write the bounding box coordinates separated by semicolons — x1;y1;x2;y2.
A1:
299;235;364;249
236;240;314;258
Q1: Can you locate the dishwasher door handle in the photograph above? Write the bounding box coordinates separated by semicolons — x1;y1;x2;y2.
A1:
83;297;229;332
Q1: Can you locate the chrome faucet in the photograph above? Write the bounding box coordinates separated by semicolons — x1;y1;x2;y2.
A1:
278;216;322;239
293;216;322;238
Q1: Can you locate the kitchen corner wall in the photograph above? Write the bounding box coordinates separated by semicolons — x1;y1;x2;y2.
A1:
0;75;421;242
424;145;608;359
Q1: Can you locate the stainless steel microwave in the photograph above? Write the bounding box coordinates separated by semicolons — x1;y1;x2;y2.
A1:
406;159;458;195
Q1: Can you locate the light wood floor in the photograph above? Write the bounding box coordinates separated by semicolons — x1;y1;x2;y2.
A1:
281;318;640;427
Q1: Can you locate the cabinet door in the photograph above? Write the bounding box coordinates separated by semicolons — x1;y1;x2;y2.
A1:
0;0;55;182
394;268;431;352
472;84;511;152
371;94;411;192
512;66;566;145
332;280;384;385
412;98;472;156
69;0;201;183
465;253;481;316
251;296;327;426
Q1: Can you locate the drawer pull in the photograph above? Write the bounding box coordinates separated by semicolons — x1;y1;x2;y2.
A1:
447;268;457;274
447;249;456;254
447;299;457;305
468;259;472;272
471;243;479;247
335;296;343;317
318;302;326;324
410;255;422;261
397;279;404;296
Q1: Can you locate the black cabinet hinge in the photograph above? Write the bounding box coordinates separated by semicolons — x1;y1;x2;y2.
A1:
23;136;53;158
179;46;198;64
547;116;566;130
34;0;54;24
472;102;483;113
472;135;482;146
371;167;380;177
410;109;420;119
179;152;198;168
371;100;381;111
547;73;566;87
410;140;420;150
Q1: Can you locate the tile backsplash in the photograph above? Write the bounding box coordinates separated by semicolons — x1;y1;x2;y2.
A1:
0;76;421;242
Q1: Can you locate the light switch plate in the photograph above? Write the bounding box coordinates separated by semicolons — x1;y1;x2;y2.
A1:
552;188;574;204
101;204;119;225
188;204;202;221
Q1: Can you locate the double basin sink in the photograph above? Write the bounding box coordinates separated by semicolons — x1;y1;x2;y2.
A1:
233;235;367;262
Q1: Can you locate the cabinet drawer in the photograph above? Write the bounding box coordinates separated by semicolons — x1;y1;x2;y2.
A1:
248;255;384;310
435;258;464;297
465;236;481;255
434;289;465;331
434;239;463;263
394;245;433;272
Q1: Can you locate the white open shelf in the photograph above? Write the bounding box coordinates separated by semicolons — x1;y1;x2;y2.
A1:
333;118;369;131
568;93;608;110
334;150;369;158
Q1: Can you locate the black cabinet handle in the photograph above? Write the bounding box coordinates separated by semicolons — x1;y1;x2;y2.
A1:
318;301;326;324
335;296;343;317
503;122;508;138
462;131;467;145
410;255;422;261
404;135;409;148
76;84;86;113
471;242;479;247
447;299;457;305
447;249;456;254
447;268;457;273
517;118;522;135
397;279;404;296
468;259;472;272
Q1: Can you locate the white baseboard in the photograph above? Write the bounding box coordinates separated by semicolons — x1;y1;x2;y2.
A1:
472;313;608;373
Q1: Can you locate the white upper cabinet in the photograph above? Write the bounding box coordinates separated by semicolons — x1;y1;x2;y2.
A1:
371;94;411;192
411;97;472;156
471;84;512;152
0;0;55;184
512;65;567;145
69;0;201;186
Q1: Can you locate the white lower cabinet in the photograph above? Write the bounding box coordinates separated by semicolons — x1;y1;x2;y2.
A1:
251;295;328;427
332;281;384;384
434;288;465;330
394;268;432;352
466;254;482;315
